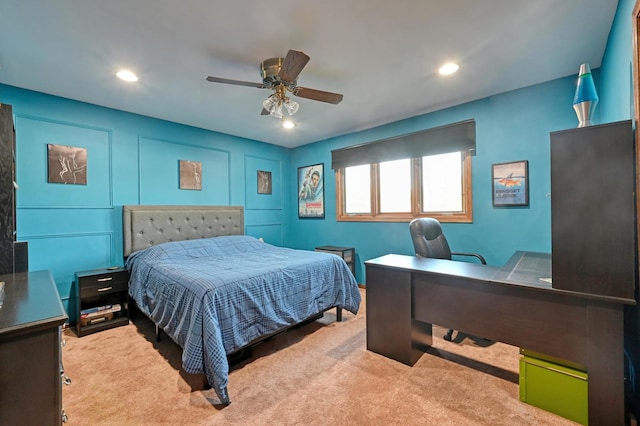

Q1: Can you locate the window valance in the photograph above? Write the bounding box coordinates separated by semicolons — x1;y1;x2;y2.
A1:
331;119;476;170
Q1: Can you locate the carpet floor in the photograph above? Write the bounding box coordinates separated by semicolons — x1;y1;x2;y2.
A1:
61;289;578;425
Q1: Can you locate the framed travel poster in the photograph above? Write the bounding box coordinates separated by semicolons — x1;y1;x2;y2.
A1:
492;160;529;206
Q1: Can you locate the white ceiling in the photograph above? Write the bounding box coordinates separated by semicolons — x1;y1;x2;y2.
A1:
0;0;618;148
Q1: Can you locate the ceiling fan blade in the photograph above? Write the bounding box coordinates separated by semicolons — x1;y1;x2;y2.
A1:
293;87;343;104
278;50;310;82
261;107;270;115
206;76;265;89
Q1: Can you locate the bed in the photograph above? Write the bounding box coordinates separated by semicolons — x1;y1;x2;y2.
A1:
123;205;361;405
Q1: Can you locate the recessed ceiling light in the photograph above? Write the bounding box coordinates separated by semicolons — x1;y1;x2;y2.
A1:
438;62;459;76
116;70;138;82
282;120;295;129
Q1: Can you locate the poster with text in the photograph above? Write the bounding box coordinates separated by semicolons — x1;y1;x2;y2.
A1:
298;163;325;218
492;160;528;206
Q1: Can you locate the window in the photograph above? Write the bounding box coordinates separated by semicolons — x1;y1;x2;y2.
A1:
336;150;472;222
331;119;476;223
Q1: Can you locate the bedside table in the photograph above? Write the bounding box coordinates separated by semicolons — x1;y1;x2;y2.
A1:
75;267;129;337
315;245;356;275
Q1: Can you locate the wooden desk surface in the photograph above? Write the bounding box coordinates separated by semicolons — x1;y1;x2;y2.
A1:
493;250;552;287
366;252;636;305
365;253;499;279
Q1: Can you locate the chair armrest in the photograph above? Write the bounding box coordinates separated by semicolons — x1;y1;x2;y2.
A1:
451;252;487;264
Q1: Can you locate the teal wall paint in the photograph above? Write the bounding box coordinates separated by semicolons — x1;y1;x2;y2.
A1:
16;116;112;206
1;84;292;322
291;77;580;282
600;0;635;124
138;136;231;205
245;155;285;245
291;0;634;285
0;0;631;299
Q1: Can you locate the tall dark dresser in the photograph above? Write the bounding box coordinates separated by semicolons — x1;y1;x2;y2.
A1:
0;270;69;424
550;119;636;299
0;103;16;275
550;120;639;419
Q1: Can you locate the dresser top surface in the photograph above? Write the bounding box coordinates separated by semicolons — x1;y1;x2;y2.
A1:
0;270;67;335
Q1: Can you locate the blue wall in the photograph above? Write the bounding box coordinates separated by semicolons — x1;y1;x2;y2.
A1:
291;0;635;283
1;85;292;319
0;0;633;316
290;77;576;279
600;0;635;123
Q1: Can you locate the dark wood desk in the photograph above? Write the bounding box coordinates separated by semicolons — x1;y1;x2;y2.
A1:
365;252;634;425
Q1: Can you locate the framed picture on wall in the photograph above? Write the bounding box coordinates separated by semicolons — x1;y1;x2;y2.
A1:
47;144;87;185
257;170;272;194
298;163;325;218
492;160;529;206
179;160;202;190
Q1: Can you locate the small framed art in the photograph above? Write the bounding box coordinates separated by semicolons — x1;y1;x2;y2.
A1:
492;160;529;207
257;170;272;194
47;144;87;185
179;160;202;190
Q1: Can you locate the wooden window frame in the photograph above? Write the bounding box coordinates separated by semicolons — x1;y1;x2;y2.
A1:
336;152;473;223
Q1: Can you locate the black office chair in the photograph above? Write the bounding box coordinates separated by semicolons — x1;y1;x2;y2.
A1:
409;217;486;342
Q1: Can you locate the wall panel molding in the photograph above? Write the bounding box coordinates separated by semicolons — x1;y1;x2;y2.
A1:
246;223;283;246
138;136;231;205
14;114;113;207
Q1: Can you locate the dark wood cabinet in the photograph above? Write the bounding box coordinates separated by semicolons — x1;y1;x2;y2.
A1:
0;270;68;425
551;121;640;421
75;268;129;337
550;120;636;300
0;104;16;275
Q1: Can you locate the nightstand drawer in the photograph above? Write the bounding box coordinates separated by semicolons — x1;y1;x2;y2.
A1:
79;276;127;297
78;271;128;297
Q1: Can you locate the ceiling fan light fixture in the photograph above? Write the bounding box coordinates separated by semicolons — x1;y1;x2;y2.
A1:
263;89;299;120
262;96;277;111
205;49;343;118
262;95;284;118
284;99;299;115
282;119;295;129
270;103;284;119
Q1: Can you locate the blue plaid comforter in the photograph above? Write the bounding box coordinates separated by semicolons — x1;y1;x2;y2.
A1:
126;235;361;404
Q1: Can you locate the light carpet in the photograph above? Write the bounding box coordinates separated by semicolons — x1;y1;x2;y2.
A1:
61;289;577;425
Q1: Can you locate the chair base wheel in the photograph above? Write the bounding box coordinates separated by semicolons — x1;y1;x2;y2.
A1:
443;329;454;341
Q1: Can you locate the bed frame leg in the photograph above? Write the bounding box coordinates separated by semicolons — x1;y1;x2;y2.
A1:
336;306;342;322
227;346;253;366
155;325;162;342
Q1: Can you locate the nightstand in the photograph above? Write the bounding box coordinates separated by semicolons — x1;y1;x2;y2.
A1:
75;267;129;337
315;245;356;275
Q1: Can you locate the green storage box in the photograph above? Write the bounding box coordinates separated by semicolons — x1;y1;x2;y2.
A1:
519;353;588;425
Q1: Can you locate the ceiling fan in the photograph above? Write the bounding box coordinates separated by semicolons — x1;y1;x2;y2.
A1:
206;50;343;120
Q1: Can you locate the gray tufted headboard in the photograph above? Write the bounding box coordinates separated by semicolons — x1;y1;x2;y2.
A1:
123;205;245;257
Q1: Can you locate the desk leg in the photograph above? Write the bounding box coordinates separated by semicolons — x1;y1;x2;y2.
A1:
586;303;625;425
366;266;431;365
